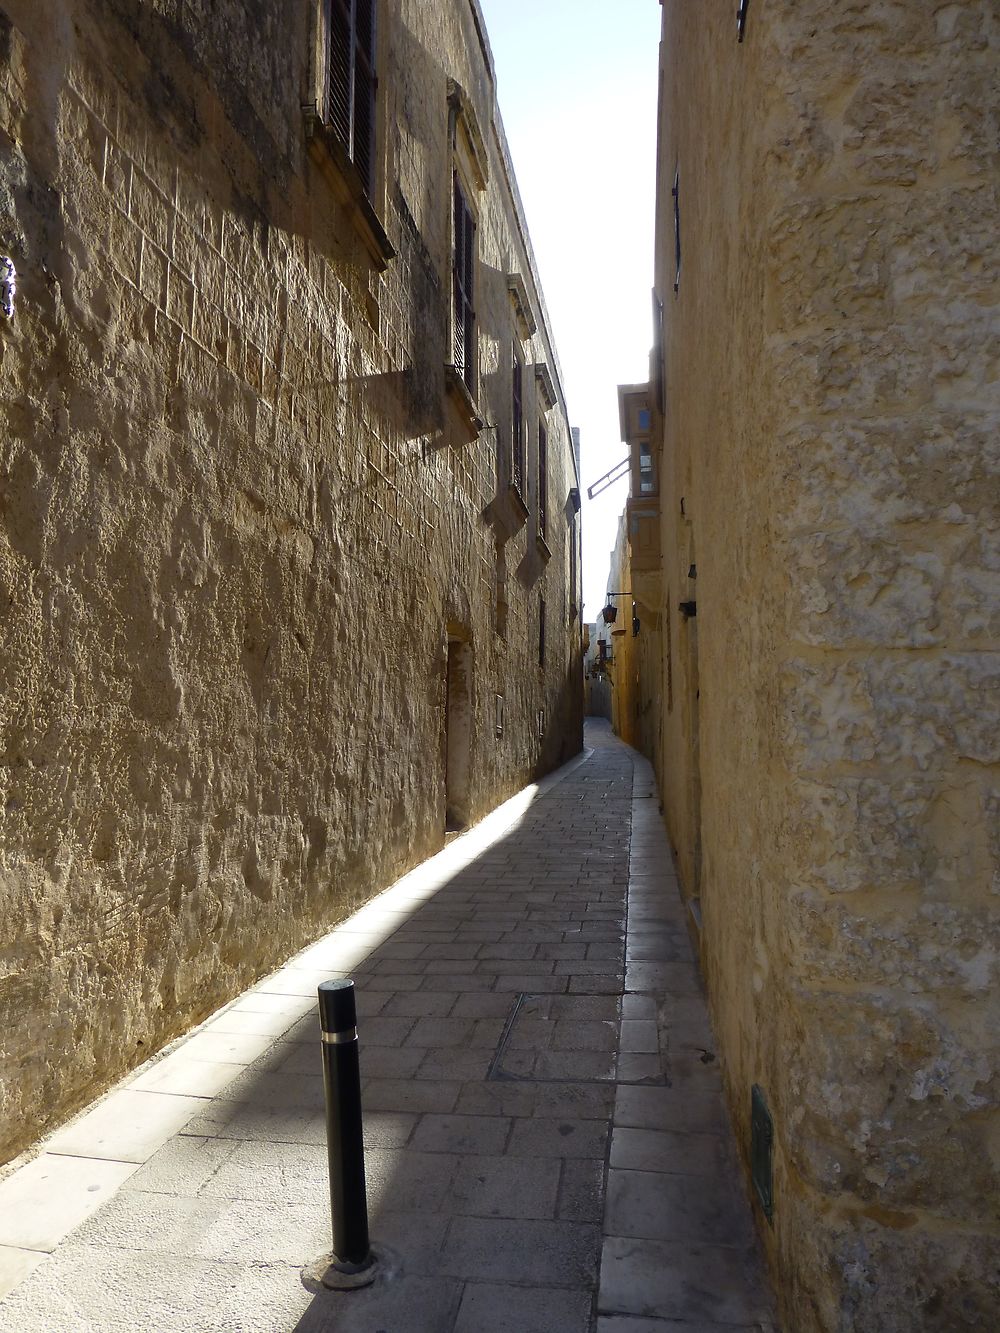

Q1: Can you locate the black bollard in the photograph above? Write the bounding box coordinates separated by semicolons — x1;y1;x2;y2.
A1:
312;978;376;1288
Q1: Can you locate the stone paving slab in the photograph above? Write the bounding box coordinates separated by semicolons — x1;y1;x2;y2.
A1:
0;724;774;1331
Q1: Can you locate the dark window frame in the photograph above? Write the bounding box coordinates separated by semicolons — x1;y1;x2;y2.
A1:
453;172;477;392
326;0;377;197
568;516;578;620
512;344;525;495
537;418;548;540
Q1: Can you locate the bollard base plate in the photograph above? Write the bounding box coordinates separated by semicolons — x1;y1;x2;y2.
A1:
303;1250;378;1291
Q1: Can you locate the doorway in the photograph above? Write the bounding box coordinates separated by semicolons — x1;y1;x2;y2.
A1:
445;635;473;831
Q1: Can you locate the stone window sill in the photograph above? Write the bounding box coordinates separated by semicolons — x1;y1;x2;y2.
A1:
445;364;484;441
506;484;529;529
305;112;395;272
536;530;552;562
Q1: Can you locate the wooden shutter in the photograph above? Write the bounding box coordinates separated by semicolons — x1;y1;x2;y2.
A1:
453;175;475;386
512;347;524;492
326;0;377;195
537;419;548;539
327;0;352;149
353;0;376;194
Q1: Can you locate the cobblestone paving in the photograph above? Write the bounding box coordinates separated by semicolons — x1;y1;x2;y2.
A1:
0;721;774;1331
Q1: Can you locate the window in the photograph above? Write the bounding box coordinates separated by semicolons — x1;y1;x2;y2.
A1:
538;596;546;668
327;0;377;195
537;419;548;540
639;440;656;494
453;173;476;392
512;345;525;494
568;522;577;620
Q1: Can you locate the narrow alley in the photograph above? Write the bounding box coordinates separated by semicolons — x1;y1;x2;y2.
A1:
0;722;773;1332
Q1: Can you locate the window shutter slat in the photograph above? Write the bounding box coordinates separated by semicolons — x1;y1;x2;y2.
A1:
463;206;475;383
356;0;376;58
512;349;524;493
538;420;547;538
327;0;352;149
453;176;466;372
353;55;375;191
325;0;377;196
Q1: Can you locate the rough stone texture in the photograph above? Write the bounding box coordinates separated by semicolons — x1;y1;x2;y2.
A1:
0;0;582;1166
647;2;1000;1330
0;724;773;1329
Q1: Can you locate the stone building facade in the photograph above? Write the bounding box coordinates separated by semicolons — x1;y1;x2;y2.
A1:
0;0;582;1165
636;2;999;1329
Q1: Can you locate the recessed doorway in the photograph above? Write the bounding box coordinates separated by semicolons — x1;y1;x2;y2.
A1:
445;634;473;832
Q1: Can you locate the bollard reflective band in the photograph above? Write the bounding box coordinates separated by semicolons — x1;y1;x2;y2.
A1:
321;1027;358;1045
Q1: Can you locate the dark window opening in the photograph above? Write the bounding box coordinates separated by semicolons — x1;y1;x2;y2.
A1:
512;346;525;494
453;173;476;390
327;0;377;195
639;440;656;494
568;517;578;619
537;419;548;539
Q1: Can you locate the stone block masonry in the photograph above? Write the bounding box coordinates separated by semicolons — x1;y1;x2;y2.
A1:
0;724;774;1330
0;0;582;1166
649;1;999;1329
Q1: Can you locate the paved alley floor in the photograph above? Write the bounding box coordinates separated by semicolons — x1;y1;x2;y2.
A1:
0;721;774;1332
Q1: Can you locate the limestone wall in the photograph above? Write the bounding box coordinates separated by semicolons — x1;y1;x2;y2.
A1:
653;1;998;1327
0;0;582;1165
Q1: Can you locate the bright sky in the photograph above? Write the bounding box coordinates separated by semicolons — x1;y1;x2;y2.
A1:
477;0;661;620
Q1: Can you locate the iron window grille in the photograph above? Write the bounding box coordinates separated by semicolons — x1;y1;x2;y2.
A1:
453;173;476;391
327;0;377;196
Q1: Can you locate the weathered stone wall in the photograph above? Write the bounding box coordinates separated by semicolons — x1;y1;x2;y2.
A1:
604;510;663;764
653;1;998;1328
0;0;582;1165
606;516;636;749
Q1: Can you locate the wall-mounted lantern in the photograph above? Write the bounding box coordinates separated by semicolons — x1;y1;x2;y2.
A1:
602;591;633;625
